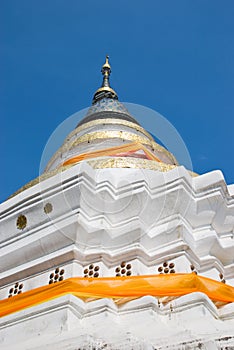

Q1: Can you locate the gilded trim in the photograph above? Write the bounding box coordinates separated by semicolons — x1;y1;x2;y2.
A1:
65;118;155;143
70;130;153;147
88;157;177;172
94;86;116;95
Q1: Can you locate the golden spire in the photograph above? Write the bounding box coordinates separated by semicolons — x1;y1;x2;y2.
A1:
102;55;111;70
92;55;118;104
101;55;111;88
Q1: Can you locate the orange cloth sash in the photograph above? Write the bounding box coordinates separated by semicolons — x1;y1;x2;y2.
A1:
62;142;161;166
1;274;234;318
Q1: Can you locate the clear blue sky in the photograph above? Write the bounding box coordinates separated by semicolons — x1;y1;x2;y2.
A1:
1;0;234;202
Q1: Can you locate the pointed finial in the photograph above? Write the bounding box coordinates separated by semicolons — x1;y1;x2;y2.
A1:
101;55;111;88
102;55;111;71
92;55;118;104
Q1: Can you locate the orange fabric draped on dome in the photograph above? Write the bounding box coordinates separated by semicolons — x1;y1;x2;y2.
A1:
1;274;234;318
62;142;162;166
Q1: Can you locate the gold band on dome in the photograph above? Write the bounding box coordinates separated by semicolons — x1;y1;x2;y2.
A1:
65;118;155;143
94;86;117;95
70;130;152;147
88;157;177;172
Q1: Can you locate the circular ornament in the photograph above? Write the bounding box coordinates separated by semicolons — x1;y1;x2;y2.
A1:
44;203;53;214
16;215;27;230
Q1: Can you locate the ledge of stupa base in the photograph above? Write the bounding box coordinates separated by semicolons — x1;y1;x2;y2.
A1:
1;161;233;212
0;293;234;350
1;162;234;250
1;163;233;241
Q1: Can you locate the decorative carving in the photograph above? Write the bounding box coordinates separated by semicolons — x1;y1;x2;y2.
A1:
16;215;27;230
83;264;100;278
44;203;53;214
49;267;65;284
115;261;132;276
8;282;23;298
158;261;175;274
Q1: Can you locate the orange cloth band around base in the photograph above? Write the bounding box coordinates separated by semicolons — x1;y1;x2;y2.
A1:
1;274;234;318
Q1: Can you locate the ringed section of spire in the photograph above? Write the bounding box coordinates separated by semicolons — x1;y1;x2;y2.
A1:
44;56;178;173
92;55;118;104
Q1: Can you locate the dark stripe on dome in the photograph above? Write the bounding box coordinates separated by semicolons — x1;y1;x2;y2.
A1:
76;111;140;128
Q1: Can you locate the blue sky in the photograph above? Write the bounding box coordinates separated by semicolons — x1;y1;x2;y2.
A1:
1;0;234;202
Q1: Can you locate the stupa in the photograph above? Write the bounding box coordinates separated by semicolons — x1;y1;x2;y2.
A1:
0;57;234;350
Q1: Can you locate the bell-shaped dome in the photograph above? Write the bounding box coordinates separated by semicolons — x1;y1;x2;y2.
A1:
10;56;181;198
44;56;178;173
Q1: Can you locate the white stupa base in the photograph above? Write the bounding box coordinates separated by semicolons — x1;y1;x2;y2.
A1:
0;293;234;350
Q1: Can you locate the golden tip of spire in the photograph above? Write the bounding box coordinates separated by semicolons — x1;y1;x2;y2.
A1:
102;55;111;70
